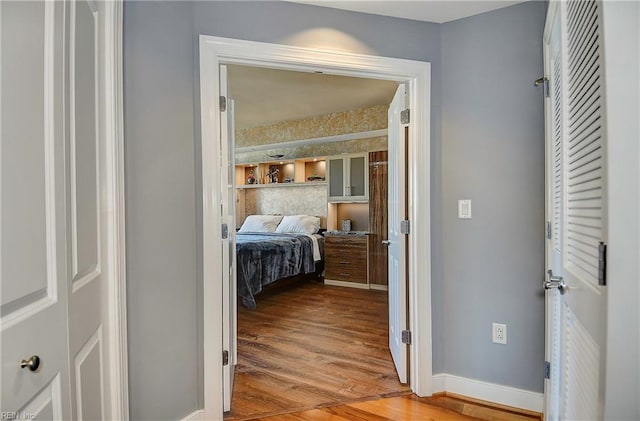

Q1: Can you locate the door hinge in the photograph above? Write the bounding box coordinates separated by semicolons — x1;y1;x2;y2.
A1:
534;77;550;98
401;330;412;345
400;220;410;235
220;96;227;112
543;79;550;98
598;242;607;286
221;223;228;239
545;221;552;240
223;350;229;366
544;361;551;379
400;108;410;124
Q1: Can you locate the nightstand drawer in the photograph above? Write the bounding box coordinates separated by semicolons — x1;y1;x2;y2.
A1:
325;246;367;260
325;264;368;283
325;255;367;268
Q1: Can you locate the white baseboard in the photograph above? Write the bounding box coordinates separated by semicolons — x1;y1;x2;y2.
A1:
324;279;369;289
179;409;204;421
431;373;543;413
432;373;447;392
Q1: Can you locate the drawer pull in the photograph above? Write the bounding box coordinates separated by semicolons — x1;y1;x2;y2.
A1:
340;261;349;264
339;273;350;277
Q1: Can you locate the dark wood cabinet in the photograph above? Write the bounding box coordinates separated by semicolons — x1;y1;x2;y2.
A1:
324;235;368;284
368;151;388;287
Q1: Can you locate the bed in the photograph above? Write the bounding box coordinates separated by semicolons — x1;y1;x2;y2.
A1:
236;215;324;309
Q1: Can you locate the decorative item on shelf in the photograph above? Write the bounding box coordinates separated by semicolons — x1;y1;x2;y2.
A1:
267;165;279;183
283;177;294;183
247;169;256;184
341;219;352;232
307;175;325;182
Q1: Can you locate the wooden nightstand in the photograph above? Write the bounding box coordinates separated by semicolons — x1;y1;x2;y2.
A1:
324;234;368;287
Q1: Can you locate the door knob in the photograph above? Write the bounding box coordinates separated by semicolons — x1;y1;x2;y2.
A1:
381;240;391;246
20;355;41;372
544;270;567;294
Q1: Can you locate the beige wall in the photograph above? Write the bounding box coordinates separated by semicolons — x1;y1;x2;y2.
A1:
242;185;328;228
235;105;388;164
236;104;387;146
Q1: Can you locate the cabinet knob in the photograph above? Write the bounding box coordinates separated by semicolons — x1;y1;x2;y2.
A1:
381;240;391;246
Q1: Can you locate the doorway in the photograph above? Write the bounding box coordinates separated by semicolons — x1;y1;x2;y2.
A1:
225;64;407;418
199;35;433;419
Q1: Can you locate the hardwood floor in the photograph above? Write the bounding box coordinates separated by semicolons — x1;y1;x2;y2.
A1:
226;280;410;420
225;279;541;421
252;394;542;421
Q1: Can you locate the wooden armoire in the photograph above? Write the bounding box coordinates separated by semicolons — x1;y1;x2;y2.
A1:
368;150;388;287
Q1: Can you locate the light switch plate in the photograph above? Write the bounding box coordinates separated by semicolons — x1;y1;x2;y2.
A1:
458;199;472;219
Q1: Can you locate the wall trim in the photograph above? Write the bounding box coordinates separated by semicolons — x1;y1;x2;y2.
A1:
432;373;544;413
235;128;387;153
179;409;204;421
102;1;129;419
200;35;432;419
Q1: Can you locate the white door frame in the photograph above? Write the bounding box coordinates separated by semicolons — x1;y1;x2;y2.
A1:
100;1;129;419
199;35;433;418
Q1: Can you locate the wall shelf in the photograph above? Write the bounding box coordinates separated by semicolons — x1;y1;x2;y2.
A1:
236;182;327;189
236;158;326;186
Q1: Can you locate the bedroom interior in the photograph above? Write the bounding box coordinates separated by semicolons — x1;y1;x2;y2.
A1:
225;64;406;418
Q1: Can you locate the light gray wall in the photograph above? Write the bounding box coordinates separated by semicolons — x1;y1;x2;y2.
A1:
123;2;199;420
440;1;547;392
123;1;547;418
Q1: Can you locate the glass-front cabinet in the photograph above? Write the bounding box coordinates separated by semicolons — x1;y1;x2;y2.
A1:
327;153;368;202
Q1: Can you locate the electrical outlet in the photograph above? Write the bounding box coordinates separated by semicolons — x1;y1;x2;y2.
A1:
492;323;507;344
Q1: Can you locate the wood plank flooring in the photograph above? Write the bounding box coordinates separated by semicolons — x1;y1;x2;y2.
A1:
226;280;410;420
253;394;542;421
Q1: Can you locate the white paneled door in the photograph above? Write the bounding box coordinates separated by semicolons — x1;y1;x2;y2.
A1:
387;84;409;384
1;2;71;417
543;1;608;419
2;1;117;418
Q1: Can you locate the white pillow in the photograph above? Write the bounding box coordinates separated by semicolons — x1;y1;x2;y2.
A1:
275;215;320;235
238;215;283;233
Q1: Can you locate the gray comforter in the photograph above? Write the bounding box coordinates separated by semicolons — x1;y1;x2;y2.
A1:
236;232;316;309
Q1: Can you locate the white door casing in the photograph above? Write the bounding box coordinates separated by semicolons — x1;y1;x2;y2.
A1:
220;65;238;412
543;1;608;419
1;1;128;419
199;36;432;419
388;83;409;384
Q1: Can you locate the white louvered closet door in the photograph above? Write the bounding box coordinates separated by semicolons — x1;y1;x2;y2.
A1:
543;1;608;420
